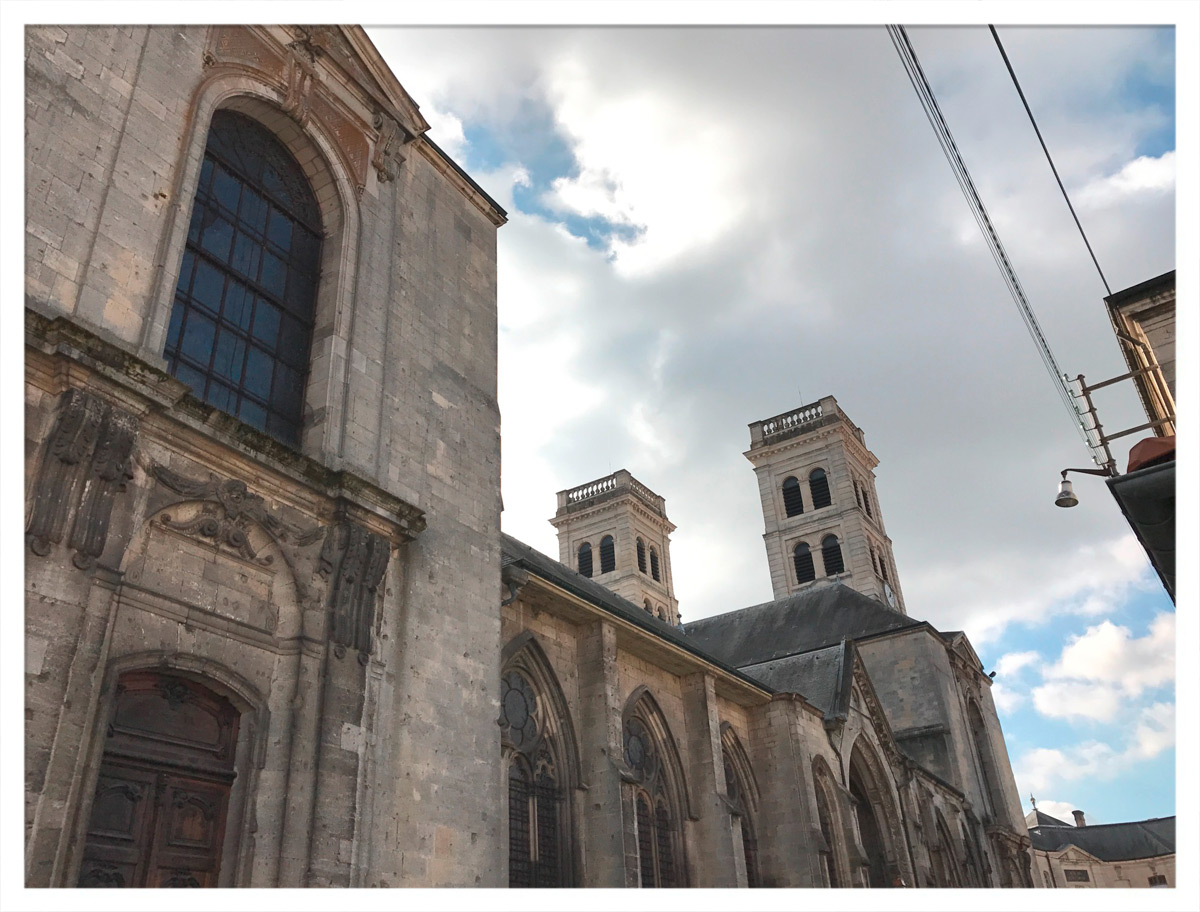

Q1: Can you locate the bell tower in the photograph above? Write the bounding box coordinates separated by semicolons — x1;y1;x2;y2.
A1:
550;470;680;624
745;396;905;612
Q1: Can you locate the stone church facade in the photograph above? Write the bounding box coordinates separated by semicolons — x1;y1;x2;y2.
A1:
24;25;1032;888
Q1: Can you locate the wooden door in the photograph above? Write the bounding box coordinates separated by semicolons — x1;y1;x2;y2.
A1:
77;673;239;888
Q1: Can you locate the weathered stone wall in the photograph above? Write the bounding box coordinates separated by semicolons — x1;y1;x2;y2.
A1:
25;24;503;889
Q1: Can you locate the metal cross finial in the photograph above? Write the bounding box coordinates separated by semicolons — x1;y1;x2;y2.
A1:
1030;793;1037;810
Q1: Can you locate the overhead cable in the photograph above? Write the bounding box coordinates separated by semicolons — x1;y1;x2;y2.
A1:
885;25;1095;455
988;25;1112;296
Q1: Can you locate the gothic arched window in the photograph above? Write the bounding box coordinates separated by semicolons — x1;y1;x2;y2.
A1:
165;110;322;446
782;476;804;517
809;468;832;509
793;542;816;584
578;542;593;578
624;715;682;887
821;535;844;576
637;538;647;573
599;535;616;574
722;731;760;888
501;669;568;887
649;547;660;582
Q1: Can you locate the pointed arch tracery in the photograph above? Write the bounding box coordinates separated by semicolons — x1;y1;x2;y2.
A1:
500;634;579;887
847;736;907;888
720;724;761;887
812;755;849;888
622;688;689;888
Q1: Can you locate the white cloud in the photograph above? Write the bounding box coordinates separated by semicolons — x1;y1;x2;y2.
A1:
1079;151;1175;209
1015;701;1176;794
1032;680;1122;722
995;650;1040;677
1045;613;1175;697
990;681;1024;715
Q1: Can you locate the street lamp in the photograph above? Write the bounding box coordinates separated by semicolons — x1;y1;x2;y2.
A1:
1054;467;1115;508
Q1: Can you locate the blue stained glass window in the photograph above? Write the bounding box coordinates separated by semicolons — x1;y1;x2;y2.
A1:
163;109;322;446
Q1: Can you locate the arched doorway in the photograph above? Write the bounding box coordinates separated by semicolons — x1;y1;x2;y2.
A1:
76;671;240;888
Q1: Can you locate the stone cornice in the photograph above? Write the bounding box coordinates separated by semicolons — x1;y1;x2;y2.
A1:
27;309;425;544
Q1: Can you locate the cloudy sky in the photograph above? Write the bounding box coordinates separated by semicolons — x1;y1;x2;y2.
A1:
367;17;1183;828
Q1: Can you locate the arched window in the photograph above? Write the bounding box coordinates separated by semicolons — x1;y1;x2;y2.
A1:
813;766;844;888
854;479;863;509
599;535;616;574
500;666;573;887
644;599;653;613
577;542;593;578
782;476;804;517
793;542;816;584
821;535;844;576
809;468;832;509
164;110;322;446
649;547;660;582
967;701;1005;822
623;696;687;887
637;538;647;573
722;729;760;888
863;487;873;518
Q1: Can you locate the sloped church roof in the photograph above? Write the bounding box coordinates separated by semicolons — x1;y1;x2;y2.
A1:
683;583;921;669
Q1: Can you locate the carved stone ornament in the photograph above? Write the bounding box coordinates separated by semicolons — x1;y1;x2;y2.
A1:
318;520;391;658
27;388;138;570
150;464;323;565
283;37;318;128
372;111;407;182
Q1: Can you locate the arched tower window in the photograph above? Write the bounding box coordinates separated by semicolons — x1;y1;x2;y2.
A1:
649;547;660;582
164;110;322;446
809;468;832;509
793;542;816;584
862;486;873;518
782;476;804;517
643;599;653;613
599;535;616;574
821;534;844;576
637;538;647;573
623;695;687;888
499;659;577;888
854;478;863;509
577;542;593;578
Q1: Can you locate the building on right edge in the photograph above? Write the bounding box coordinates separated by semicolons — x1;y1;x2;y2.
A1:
1027;805;1175;888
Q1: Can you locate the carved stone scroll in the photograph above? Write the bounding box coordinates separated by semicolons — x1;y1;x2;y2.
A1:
150;465;323;565
318;521;391;660
372;111;406;183
27;389;138;570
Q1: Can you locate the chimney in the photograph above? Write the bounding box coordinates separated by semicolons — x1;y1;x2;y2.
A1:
1072;810;1087;827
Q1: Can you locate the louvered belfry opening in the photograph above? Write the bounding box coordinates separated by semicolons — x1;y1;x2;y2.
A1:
599;535;616;574
637;538;647;572
809;468;832;509
165;110;322;447
793;542;816;583
782;476;804;516
821;535;844;575
577;542;593;578
649;547;660;581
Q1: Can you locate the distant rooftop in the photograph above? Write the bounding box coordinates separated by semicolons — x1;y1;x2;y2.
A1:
1029;816;1175;862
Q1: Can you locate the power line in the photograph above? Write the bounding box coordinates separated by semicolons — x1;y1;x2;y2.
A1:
885;25;1096;457
988;25;1112;297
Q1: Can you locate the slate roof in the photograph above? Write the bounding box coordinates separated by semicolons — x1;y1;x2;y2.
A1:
1029;817;1175;862
500;534;772;695
682;582;922;669
1025;808;1074;829
740;641;851;719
